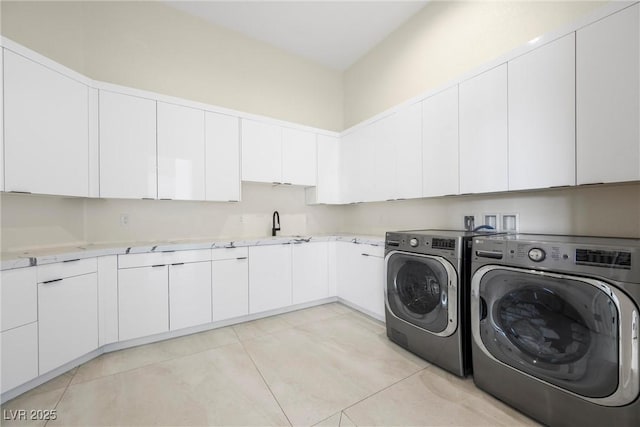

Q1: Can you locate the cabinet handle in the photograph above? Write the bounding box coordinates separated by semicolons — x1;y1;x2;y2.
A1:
283;182;292;185
227;200;239;202
141;197;154;200
171;263;184;266
361;253;370;257
63;258;81;263
272;182;281;185
9;191;32;194
236;257;248;260
159;198;172;201
43;278;63;284
152;264;166;268
162;250;176;253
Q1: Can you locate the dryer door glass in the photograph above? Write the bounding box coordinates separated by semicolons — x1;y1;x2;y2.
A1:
478;269;618;398
386;253;451;333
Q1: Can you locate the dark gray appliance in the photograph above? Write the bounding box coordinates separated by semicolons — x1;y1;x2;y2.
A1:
384;229;501;376
470;234;639;426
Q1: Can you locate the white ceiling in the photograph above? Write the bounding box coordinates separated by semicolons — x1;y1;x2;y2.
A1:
164;1;428;70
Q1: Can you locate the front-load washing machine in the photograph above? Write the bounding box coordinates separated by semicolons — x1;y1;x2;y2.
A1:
470;234;639;426
385;229;501;376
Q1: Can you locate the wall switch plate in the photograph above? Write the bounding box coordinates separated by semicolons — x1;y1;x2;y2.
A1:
120;214;129;226
501;213;519;232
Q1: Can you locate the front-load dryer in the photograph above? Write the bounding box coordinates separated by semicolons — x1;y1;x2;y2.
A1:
470;234;640;426
384;229;501;376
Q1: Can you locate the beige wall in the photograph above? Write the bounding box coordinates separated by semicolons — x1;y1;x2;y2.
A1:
1;184;348;252
343;0;607;127
1;1;343;131
342;183;640;239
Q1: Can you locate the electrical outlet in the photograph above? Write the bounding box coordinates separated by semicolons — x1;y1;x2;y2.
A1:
120;214;129;226
463;215;475;231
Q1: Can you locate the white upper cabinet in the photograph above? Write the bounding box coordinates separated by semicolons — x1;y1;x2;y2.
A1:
99;90;157;199
370;117;395;202
241;119;317;186
157;102;206;200
509;34;576;191
577;4;640;184
4;50;89;197
392;102;423;199
422;86;459;197
282;128;317;186
309;134;341;204
459;64;508;194
241;119;282;183
205;112;241;202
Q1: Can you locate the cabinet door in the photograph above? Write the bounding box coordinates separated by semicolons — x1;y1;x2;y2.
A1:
241;119;282;183
1;267;37;332
4;50;89;197
157;102;205;200
315;134;341;204
118;266;169;341
336;243;384;318
509;34;576;190
169;261;212;331
212;256;249;321
577;4;640;184
392;103;423;200
248;245;292;314
1;323;38;393
339;131;359;203
423;86;459;197
282;128;317;186
359;248;385;318
99;91;157;199
38;273;98;374
98;256;119;346
370;117;395;202
205;112;241;201
459;64;508;194
0;50;4;191
292;242;329;304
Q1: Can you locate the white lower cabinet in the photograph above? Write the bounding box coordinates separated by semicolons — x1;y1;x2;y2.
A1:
169;261;212;331
249;245;292;314
1;267;39;393
336;242;385;319
292;242;329;304
38;273;98;374
212;248;249;321
98;256;119;346
118;266;169;341
1;323;39;393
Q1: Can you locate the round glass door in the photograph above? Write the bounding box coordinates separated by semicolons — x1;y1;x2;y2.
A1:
478;269;619;399
386;252;454;334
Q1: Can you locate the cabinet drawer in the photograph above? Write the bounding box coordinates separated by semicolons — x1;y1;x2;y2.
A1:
1;267;37;332
359;244;384;258
211;247;248;261
37;258;97;283
119;250;211;269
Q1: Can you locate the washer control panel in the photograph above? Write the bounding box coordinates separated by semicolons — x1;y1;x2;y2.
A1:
528;248;546;262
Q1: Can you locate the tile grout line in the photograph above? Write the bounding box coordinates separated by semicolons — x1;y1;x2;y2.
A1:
339;365;432;418
237;337;294;427
44;368;79;427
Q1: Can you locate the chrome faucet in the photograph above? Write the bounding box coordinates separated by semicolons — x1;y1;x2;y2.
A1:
272;211;281;236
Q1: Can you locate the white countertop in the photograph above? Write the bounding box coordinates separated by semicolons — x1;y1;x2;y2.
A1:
0;234;385;270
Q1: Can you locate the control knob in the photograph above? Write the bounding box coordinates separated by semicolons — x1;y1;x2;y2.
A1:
409;238;419;248
528;248;546;262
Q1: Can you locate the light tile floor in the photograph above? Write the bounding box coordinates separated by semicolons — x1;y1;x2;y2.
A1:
1;303;539;426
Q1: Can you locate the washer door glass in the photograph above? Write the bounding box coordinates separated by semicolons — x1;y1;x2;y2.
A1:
386;253;453;334
478;269;619;398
